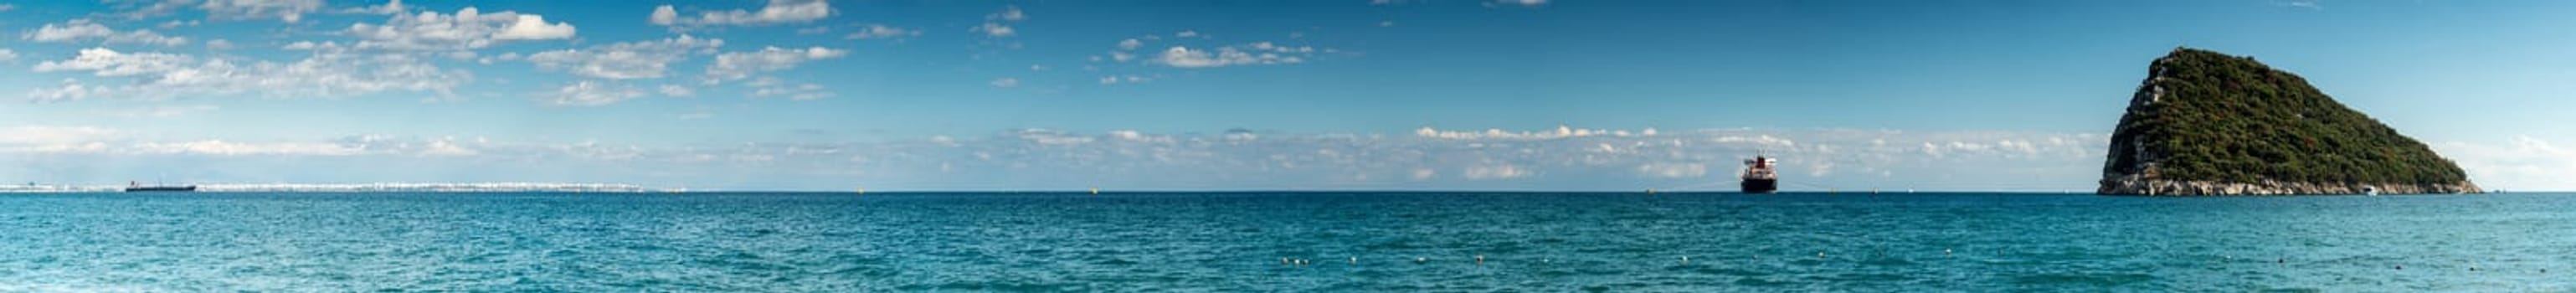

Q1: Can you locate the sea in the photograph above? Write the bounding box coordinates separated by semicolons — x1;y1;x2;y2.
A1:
0;192;2568;291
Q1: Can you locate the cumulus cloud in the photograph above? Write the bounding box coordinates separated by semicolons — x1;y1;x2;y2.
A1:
2436;136;2576;191
970;5;1024;37
843;23;919;39
0;49;16;62
1153;42;1320;68
198;0;326;22
1463;164;1530;180
129;141;368;156
0;126;121;145
22;19;190;46
340;0;409;14
524;35;723;80
347;7;575;50
651;0;833;28
547;80;647;106
748;78;830;100
1097;75;1153;85
706;46;847;81
28;48;469;102
989;77;1019;88
659;85;695;97
1416;126;1658;140
109;105;220;118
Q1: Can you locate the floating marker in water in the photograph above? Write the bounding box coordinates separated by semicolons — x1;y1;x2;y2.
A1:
1680;256;1689;264
1350;257;1357;265
1944;249;1952;255
1475;254;1484;265
1818;251;1827;259
1416;257;1427;264
1281;257;1291;265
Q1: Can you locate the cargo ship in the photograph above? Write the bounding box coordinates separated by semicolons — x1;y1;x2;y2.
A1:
125;181;197;193
1740;156;1777;193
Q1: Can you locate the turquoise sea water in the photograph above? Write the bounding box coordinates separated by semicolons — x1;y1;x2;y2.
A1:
0;192;2569;291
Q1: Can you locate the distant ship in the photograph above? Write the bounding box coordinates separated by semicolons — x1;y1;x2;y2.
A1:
125;181;197;193
1740;156;1777;193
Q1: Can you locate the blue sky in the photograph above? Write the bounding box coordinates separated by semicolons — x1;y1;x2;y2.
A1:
2;0;2573;191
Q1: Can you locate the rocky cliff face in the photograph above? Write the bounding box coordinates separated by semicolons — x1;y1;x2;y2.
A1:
2099;48;2479;196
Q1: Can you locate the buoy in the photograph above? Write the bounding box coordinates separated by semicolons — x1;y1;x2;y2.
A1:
1349;257;1357;265
1091;188;1099;195
2395;265;2403;270
1818;251;1827;259
1475;254;1484;265
1415;257;1427;264
1944;249;1951;255
1680;256;1689;264
856;187;865;194
1281;257;1291;265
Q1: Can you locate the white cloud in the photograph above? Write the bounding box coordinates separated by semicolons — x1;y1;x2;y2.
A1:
1097;75;1153;85
1117;39;1143;50
748;78;830;100
28;48;469;102
0;4;14;12
35;48;196;76
1488;0;1547;7
1464;164;1530;180
110;105;220;118
22;20;190;47
2436;136;2576;191
1175;30;1200;38
1415;126;1658;140
548;80;646;106
525;35;723;80
347;7;576;50
707;46;847;81
844;24;918;39
651;0;833;28
198;0;326;23
1153;42;1320;68
341;0;408;14
973;23;1015;38
1637;162;1706;178
0;49;15;62
130;141;367;156
971;5;1024;38
659;85;694;97
0;126;121;145
989;77;1018;88
2276;0;2323;10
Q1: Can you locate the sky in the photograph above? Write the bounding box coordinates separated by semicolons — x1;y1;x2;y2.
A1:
1;0;2573;191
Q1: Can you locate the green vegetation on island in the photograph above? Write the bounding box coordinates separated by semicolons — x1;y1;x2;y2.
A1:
2100;48;2476;195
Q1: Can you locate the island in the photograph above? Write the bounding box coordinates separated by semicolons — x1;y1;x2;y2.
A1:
2098;48;2480;196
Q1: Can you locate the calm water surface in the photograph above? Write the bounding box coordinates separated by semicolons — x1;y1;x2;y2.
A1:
0;192;2569;291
